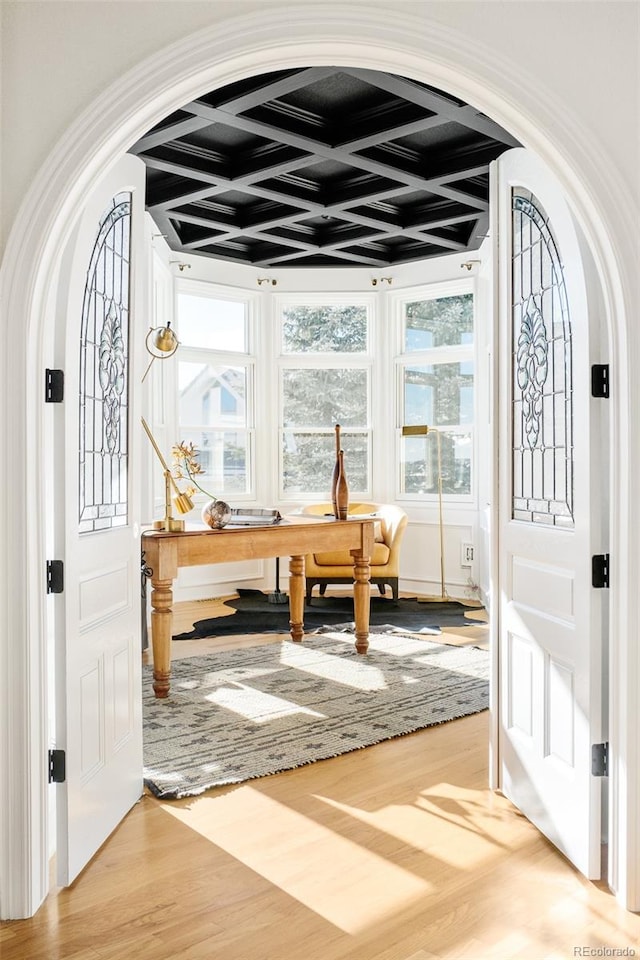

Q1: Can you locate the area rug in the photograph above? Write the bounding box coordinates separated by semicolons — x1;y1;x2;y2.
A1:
173;589;480;640
143;630;490;799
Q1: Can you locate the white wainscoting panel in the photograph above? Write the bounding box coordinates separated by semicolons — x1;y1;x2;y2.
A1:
512;557;574;621
79;561;131;631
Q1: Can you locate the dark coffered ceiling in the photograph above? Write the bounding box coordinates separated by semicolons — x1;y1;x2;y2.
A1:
131;67;519;268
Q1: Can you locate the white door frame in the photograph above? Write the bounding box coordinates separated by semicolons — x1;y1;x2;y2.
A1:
1;4;637;917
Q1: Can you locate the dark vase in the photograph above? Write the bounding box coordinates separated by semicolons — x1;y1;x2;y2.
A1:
331;423;341;518
335;449;349;520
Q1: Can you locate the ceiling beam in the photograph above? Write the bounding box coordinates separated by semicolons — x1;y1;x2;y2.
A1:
342;68;521;147
180;100;490;209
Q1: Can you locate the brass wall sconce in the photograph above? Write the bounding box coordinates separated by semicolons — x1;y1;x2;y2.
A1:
371;276;393;286
141;322;179;383
257;277;277;286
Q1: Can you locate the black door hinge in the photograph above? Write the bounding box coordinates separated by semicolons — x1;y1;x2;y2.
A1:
48;749;66;784
45;368;64;403
591;364;609;398
46;560;64;594
592;554;609;589
591;742;609;777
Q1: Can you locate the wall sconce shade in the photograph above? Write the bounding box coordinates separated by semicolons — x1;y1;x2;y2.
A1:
141;322;179;382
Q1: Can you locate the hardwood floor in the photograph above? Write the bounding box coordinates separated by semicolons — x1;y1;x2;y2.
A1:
3;596;638;960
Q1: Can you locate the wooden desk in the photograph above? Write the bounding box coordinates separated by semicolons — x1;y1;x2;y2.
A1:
142;516;375;698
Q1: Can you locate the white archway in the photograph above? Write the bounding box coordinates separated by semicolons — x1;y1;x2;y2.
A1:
1;3;637;917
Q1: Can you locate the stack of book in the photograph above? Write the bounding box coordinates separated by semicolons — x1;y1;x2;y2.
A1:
226;507;282;526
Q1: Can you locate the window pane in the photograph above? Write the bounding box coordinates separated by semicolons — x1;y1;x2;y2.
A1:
401;430;472;496
177;427;248;496
179;362;246;428
282;368;367;427
177;294;246;351
282;304;367;353
282;431;368;495
404;294;473;351
403;362;474;426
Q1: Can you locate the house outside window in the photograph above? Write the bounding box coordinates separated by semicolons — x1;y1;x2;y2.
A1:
394;284;475;502
277;297;374;498
176;288;254;498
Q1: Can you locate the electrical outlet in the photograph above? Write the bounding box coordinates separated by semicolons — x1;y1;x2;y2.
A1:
461;542;474;566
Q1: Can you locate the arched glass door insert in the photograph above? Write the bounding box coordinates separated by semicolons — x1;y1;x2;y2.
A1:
78;192;132;533
511;190;573;528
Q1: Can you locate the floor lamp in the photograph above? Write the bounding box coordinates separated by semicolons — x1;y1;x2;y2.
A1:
402;424;448;601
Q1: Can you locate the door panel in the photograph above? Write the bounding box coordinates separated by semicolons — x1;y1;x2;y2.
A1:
54;155;145;885
494;148;604;878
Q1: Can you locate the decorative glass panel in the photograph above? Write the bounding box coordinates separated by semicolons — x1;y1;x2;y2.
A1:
511;190;573;527
79;192;131;533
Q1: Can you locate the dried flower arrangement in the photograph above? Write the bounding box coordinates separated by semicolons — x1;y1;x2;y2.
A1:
171;441;217;502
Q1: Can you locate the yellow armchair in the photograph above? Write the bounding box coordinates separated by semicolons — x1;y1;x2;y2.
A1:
301;502;408;602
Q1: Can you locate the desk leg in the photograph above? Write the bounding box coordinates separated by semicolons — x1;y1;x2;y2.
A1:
289;555;305;642
150;577;173;698
353;554;371;654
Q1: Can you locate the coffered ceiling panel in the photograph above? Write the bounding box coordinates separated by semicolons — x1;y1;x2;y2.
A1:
131;67;519;268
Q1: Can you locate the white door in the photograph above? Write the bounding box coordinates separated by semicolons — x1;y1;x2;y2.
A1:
53;155;146;884
494;148;606;878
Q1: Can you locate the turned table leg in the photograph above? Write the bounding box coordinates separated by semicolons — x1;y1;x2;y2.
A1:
150;577;173;698
288;554;305;642
352;553;371;654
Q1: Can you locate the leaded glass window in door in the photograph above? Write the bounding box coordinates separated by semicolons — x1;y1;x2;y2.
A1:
511;189;573;527
79;192;132;532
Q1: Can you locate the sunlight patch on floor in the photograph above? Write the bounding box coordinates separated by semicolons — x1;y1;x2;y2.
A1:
161;786;432;934
205;682;326;723
279;642;388;691
315;782;519;870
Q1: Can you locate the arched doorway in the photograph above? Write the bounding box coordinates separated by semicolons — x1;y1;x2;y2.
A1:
1;4;636;917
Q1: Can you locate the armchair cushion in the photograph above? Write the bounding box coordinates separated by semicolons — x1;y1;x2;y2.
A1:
301;502;408;601
312;542;391;567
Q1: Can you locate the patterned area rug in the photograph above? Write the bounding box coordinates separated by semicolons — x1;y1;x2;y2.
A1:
143;631;489;800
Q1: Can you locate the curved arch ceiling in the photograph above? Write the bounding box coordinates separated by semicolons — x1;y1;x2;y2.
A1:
131;66;520;268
